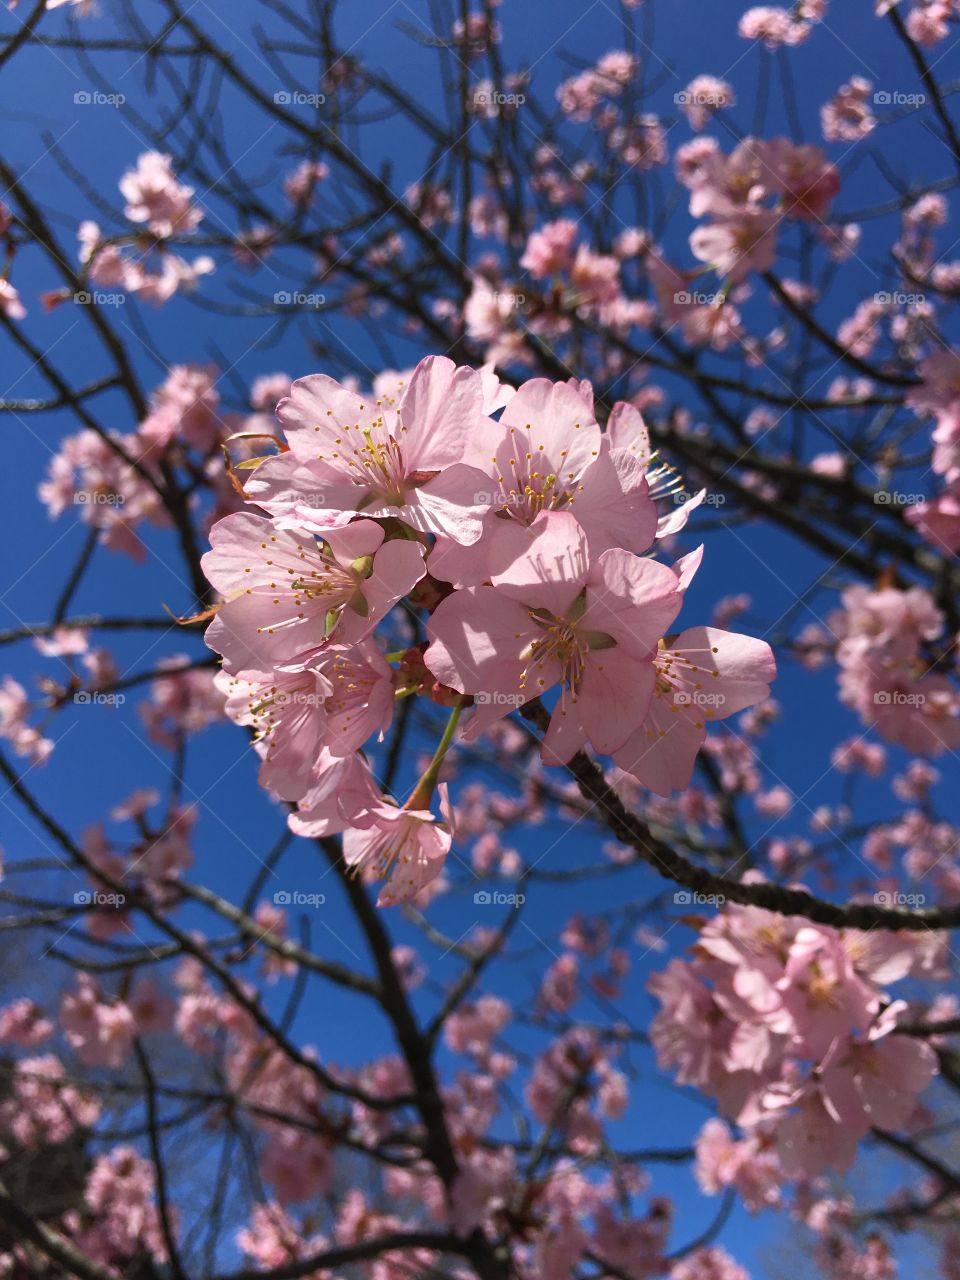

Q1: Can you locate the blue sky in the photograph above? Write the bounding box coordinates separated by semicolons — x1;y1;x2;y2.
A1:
0;0;955;1271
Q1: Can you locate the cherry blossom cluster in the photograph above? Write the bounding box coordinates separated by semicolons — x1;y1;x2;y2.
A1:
650;897;942;1176
829;583;960;755
37;362;262;556
200;356;775;904
76;153;213;305
904;347;960;553
465;135;839;367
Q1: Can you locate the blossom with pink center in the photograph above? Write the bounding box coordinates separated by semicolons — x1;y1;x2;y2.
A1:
679;76;736;132
0;676;54;765
140;363;221;451
611;626;776;795
128;978;174;1034
216;639;393;799
695;1118;783;1211
761;138;840;220
738;6;810;47
426;511;681;762
342;784;454;906
120;151;203;237
60;973;137;1069
288;751;383;841
690;206;780;282
0;1053;102;1147
249;355;490;544
430;380;657;588
84;1146;166;1260
768;1012;937;1175
669;1247;750;1280
821;75;875;142
520;219;579;277
906;0;952;45
283;159;329;205
906;489;960;553
0;998;54;1047
776;927;879;1059
202;513;425;670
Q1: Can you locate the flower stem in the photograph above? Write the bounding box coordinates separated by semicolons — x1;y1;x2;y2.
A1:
406;699;463;810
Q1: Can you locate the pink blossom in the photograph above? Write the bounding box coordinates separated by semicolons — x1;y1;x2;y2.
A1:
216;639;393;799
429;379;657;587
202;513;425;670
426;511;682;762
690;206;779;282
0;677;54;765
283;159;329;205
821;76;875;141
260;1129;332;1204
237;1202;325;1268
738;6;810;46
0;998;54;1046
611;627;776;795
0;1053;101;1147
140;364;221;451
520;219;578;277
342;784;454;906
0;278;26;319
120;151;203;237
670;1246;750;1280
252;355;491;544
679;76;736;132
288;748;384;838
60;973;136;1069
761;139;840;220
84;1146;166;1260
